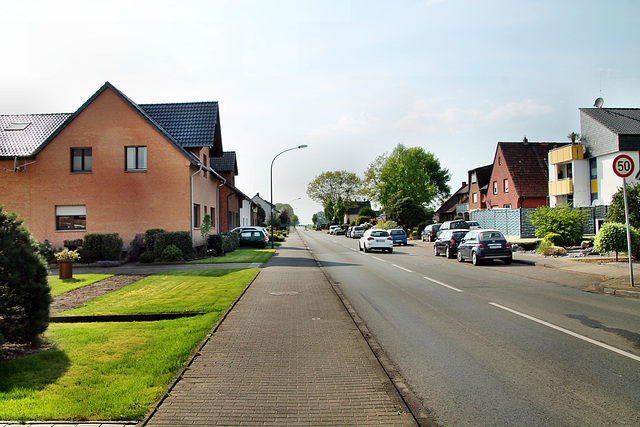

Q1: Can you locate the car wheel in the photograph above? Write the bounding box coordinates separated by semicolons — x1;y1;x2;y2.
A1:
422;236;425;242
445;246;452;259
457;250;464;262
434;245;439;256
258;242;267;249
389;248;393;253
359;243;363;251
504;257;512;264
472;251;481;266
364;245;370;253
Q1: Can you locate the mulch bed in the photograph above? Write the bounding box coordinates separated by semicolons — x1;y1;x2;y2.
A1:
1;274;147;361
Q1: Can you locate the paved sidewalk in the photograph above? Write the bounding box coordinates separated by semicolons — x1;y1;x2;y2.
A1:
142;231;417;426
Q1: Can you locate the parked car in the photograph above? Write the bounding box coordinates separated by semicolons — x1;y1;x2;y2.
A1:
389;229;408;245
434;229;469;259
351;225;365;239
421;224;441;242
236;229;269;248
438;220;469;236
232;226;268;235
359;229;393;253
466;220;481;229
329;225;342;235
456;229;512;265
346;226;353;238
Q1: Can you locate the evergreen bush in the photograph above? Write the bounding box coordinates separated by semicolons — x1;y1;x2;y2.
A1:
155;231;193;259
221;231;239;253
139;250;155;263
83;233;123;261
207;234;224;257
144;228;166;254
529;205;588;246
594;223;640;260
0;206;51;344
543;232;565;247
161;244;183;262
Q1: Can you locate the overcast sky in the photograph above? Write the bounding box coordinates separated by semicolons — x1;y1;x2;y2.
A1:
2;0;639;224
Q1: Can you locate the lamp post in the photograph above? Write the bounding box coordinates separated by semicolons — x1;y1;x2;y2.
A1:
270;145;308;248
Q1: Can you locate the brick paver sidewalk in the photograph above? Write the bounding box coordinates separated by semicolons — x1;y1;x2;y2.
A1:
143;231;417;426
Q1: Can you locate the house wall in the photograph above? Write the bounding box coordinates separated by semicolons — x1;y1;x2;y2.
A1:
191;147;222;247
486;145;518;208
0;88;219;248
467;172;483;211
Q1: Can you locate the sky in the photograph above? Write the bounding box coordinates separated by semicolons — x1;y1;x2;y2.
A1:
2;0;640;224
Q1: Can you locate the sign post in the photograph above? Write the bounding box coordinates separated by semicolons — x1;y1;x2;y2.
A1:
612;154;635;287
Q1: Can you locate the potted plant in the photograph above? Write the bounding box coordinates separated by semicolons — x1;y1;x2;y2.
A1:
55;248;80;279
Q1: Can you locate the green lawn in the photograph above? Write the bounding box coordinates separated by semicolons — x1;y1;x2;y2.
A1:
0;268;258;421
188;247;276;264
48;274;114;297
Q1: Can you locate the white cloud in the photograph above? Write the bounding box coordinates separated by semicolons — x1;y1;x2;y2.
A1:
310;111;378;136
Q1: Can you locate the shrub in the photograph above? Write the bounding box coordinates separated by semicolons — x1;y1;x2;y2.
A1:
529;205;589;246
139;250;155;263
543;232;565;247
155;231;193;259
200;214;213;242
63;239;83;250
0;206;51;344
83;233;123;261
356;216;369;226
38;240;55;263
207;234;224;257
416;221;430;234
594;223;640;261
220;231;239;254
161;244;183;262
144;228;166;254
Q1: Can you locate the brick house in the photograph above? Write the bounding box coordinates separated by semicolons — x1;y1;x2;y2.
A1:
486;138;559;209
467;164;493;212
0;82;252;248
211;151;258;230
435;182;468;222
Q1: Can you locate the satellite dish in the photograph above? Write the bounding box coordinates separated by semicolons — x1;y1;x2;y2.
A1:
591;199;601;207
594;97;604;108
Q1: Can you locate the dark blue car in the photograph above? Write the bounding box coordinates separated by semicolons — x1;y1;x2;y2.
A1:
389;229;408;245
457;229;512;265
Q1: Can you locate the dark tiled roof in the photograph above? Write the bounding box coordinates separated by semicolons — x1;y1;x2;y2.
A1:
0;113;70;157
211;151;237;173
139;102;221;149
345;201;371;215
499;142;558;198
580;108;640;134
436;183;467;214
469;164;493;188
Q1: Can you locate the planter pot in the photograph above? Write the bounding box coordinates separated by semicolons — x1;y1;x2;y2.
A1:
58;261;73;279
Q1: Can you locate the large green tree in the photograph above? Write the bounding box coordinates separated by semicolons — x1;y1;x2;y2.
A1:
386;193;428;230
606;182;640;229
306;170;362;208
363;144;451;210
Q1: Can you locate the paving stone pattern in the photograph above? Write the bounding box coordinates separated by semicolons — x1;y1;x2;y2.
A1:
145;232;416;426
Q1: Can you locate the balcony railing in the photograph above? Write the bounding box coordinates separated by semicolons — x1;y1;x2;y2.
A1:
456;203;469;214
549;144;583;164
549;178;573;196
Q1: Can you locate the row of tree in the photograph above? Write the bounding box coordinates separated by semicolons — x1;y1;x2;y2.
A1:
306;143;451;229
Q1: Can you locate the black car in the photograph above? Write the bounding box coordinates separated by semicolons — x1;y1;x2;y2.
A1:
438;219;469;236
421;223;441;242
456;229;512;265
433;229;468;258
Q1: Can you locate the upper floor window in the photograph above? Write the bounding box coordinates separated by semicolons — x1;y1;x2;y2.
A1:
203;153;208;178
493;181;498;195
503;179;509;193
472;193;478;203
125;146;147;171
71;148;92;172
471;172;477;183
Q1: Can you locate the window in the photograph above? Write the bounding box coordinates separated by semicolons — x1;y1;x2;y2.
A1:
498;156;501;166
503;204;512;208
472;193;478;203
503;179;509;193
5;122;30;131
210;207;216;226
193;204;200;228
471;172;477;183
71;148;92;172
125;146;147;171
203;154;208;178
56;205;86;231
493;181;498;195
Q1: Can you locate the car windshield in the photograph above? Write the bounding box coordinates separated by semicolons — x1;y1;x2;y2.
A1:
480;231;504;240
390;230;405;235
451;231;467;239
370;230;389;237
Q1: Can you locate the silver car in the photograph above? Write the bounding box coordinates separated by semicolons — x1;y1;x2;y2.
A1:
351;225;365;239
359;229;393;253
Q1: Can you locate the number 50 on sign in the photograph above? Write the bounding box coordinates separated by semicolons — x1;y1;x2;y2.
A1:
613;154;635;178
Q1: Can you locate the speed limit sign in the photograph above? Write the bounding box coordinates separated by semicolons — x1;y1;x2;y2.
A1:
613;154;635;178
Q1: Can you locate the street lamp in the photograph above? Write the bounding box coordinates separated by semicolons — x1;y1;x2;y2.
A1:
270;145;308;248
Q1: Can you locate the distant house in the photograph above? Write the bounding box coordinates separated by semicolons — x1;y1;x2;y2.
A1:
435;182;468;222
486;138;558;209
0;82;254;248
252;193;278;225
343;201;372;224
211;151;258;230
549;107;640;207
467;164;493;212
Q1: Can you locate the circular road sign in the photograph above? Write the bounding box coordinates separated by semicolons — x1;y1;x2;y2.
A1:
613;154;635;178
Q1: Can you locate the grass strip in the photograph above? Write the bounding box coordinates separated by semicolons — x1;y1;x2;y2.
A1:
188;247;275;264
48;274;114;297
56;268;259;316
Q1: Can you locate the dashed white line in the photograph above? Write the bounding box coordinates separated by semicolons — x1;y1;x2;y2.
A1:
423;276;463;292
490;302;640;363
392;264;413;273
372;256;386;262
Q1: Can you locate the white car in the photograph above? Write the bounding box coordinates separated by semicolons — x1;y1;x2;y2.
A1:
351;225;365;239
466;220;482;229
359;229;393;253
329;225;342;235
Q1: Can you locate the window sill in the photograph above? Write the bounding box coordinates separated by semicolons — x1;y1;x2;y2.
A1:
125;169;147;173
71;171;92;174
55;229;87;233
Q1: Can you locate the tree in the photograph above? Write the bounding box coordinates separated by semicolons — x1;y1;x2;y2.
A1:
324;200;335;225
594;222;640;262
279;209;290;226
358;206;376;219
200;213;212;241
386;194;427;230
276;203;295;218
312;213;318;225
334;196;348;225
0;206;51;345
363;144;451;210
567;132;580;143
307;171;362;208
528;205;589;246
606;182;640;230
291;214;300;226
256;204;266;226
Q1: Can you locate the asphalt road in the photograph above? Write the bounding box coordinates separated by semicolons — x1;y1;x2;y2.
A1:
300;230;640;426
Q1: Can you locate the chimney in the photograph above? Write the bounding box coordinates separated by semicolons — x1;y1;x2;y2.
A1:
523;136;528;144
462;181;467;187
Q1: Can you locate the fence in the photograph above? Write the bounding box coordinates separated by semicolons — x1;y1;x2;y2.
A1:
470;206;608;239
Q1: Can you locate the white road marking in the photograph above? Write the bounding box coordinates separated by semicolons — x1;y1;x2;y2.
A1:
372;256;386;262
423;276;464;292
392;264;413;273
490;302;640;363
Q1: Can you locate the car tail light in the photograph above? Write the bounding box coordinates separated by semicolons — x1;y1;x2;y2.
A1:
478;243;485;250
367;237;374;241
506;242;511;249
387;237;392;241
449;239;455;245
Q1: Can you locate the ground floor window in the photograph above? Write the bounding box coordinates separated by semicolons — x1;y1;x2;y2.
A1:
193;204;201;228
56;205;86;230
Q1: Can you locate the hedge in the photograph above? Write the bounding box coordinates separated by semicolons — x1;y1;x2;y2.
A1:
155;231;193;259
82;233;123;262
